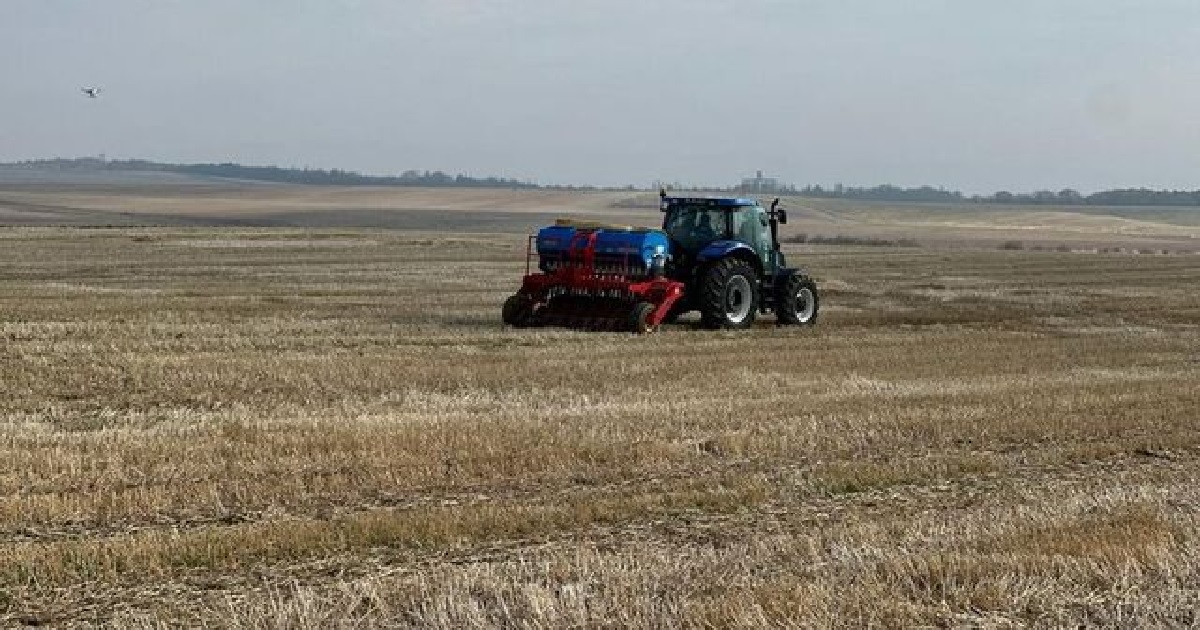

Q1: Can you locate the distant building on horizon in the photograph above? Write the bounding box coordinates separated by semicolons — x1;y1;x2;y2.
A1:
740;170;779;194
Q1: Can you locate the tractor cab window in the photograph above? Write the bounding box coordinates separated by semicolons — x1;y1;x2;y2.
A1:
663;205;730;250
730;205;763;245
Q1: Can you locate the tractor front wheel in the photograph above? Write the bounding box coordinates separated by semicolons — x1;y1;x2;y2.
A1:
699;258;759;330
775;273;820;326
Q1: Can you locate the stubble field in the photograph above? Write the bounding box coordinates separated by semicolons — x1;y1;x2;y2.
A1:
0;184;1198;627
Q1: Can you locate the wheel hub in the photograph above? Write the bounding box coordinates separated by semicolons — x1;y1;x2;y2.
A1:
725;276;753;324
795;286;815;323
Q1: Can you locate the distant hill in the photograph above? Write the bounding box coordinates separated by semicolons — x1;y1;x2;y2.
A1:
0;165;226;187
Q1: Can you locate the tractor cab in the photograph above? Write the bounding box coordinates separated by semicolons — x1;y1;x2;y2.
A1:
660;196;781;277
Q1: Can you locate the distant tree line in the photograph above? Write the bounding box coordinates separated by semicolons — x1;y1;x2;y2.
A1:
792;184;964;203
792;184;1200;207
985;188;1200;207
3;157;554;189
5;158;1200;206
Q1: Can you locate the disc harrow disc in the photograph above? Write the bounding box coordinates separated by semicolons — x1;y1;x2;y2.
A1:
533;295;644;332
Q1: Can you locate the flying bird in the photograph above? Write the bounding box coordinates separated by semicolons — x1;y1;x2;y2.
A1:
81;88;101;98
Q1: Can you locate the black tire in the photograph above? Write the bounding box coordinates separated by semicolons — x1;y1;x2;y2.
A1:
629;301;658;334
699;258;759;330
776;273;820;326
502;294;534;327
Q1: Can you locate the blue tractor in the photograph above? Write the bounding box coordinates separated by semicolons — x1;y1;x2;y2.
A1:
657;192;819;329
503;191;819;332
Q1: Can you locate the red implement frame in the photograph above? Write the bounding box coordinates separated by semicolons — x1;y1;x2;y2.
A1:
518;230;684;330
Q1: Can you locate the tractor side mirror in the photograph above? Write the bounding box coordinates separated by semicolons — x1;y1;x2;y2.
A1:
770;198;787;225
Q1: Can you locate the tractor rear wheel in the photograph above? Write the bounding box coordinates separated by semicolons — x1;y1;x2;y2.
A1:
629;301;658;334
502;294;534;327
776;273;820;326
699;258;759;330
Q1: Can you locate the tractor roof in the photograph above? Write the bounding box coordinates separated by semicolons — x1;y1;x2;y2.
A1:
664;197;758;207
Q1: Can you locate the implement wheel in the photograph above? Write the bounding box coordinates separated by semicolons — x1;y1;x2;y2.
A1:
502;294;535;327
629;301;658;334
699;258;759;330
776;273;820;326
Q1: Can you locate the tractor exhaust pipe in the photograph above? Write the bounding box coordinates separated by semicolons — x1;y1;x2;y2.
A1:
768;197;787;251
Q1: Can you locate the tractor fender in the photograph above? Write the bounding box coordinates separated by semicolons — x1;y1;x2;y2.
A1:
696;241;763;276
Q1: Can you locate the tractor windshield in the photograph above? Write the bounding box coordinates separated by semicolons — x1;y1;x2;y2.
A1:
663;204;742;250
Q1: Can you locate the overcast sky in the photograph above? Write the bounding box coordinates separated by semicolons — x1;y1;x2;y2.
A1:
3;0;1199;192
